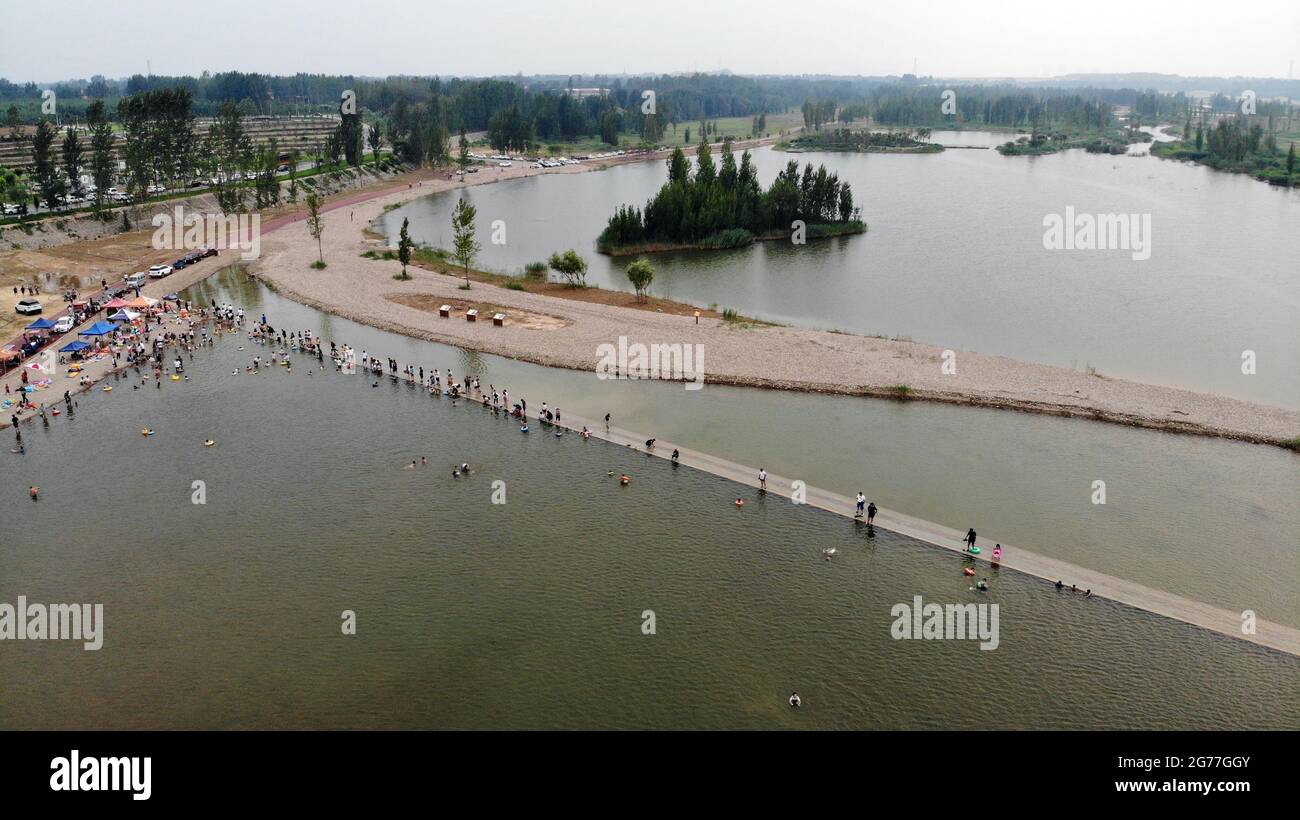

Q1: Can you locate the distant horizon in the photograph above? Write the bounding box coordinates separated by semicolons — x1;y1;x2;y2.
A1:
1;0;1294;83
6;70;1299;93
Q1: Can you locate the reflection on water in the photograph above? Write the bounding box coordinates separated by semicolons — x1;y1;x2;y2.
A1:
2;273;1296;729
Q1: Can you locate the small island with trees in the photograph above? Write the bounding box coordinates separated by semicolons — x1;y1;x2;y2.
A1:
598;139;865;255
778;127;942;154
1152;116;1297;186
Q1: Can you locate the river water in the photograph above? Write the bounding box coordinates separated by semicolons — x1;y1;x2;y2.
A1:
2;269;1295;729
380;133;1300;409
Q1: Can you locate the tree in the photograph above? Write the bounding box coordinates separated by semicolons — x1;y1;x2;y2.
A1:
203;101;253;213
306;193;325;266
87;100;115;215
458;130;469;171
396;217;413;279
626;258;654;302
1288;142;1296;177
30;119;64;209
547;248;588;287
450;197;480;289
287;150;300;202
367;124;383;165
61;127;84;199
340;113;363;166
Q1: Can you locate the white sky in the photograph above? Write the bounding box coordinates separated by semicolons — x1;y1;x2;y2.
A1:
2;0;1296;82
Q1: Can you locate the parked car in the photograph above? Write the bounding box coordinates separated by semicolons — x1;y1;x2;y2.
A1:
172;257;188;270
498;161;512;167
1;203;20;215
52;315;75;333
15;298;42;315
276;164;290;173
125;273;148;288
197;246;219;258
148;264;172;278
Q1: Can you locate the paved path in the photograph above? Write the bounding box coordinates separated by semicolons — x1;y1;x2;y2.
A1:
535;406;1300;658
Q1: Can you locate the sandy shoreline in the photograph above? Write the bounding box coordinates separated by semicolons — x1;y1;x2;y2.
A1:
246;168;1298;449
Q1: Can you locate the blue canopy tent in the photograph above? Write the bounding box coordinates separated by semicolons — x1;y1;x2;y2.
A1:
59;340;91;353
78;321;117;336
25;317;56;330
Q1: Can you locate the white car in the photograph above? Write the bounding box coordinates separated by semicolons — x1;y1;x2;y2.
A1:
53;315;75;333
2;203;20;215
15;298;42;315
498;161;512;167
148;264;173;278
147;184;165;194
126;273;148;288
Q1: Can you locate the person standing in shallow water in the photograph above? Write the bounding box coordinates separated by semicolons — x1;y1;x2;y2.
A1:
758;468;767;490
965;528;977;552
867;501;877;525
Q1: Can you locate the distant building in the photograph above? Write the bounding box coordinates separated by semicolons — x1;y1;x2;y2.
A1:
566;87;608;99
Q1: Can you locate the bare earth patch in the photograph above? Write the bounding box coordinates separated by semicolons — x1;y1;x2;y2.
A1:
386;293;570;330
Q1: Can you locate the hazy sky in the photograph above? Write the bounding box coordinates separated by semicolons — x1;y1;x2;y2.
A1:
2;0;1296;81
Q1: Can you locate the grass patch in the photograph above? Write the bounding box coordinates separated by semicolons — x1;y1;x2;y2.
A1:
505;281;526;291
310;260;327;270
1282;436;1300;453
888;384;913;398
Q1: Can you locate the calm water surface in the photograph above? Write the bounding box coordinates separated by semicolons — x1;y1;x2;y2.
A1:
381;134;1300;408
